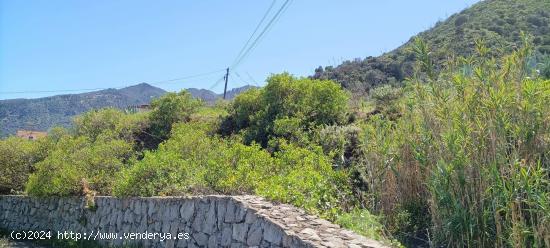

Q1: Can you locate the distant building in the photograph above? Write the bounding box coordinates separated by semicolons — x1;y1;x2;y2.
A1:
16;130;47;140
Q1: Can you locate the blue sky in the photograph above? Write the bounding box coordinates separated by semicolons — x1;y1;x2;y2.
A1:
0;0;479;99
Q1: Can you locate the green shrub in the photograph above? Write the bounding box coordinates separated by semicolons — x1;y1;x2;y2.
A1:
335;209;386;242
0;137;49;194
148;90;202;142
115;122;355;220
256;142;354;218
224;73;349;146
312;125;362;167
369;85;404;120
114;122;273;196
26;135;134;196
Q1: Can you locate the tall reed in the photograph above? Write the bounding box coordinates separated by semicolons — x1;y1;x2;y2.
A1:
360;36;549;247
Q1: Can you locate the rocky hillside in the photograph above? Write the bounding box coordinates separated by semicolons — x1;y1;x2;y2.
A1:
312;0;550;94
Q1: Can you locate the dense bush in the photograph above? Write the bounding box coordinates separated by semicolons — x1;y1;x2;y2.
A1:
73;108;149;143
113;122;272;196
0;137;49;194
223;73;349;146
312;125;362;167
148;90;202;142
369;85;404;120
26;135;134;196
256;141;354;218
114;122;354;219
357;38;550;247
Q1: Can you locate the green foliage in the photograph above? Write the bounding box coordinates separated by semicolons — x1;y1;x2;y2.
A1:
148;90;202;142
357;38;550;247
0;137;49;194
26;135;134;196
114;122;271;196
312;125;362;167
539;54;550;79
74;108;149;143
313;0;550;94
115;122;354;220
0;83;166;137
257;142;353;218
335;209;387;243
224;73;349;146
369;85;404;120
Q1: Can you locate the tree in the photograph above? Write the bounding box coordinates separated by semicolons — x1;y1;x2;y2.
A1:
225;73;349;146
148;90;202;144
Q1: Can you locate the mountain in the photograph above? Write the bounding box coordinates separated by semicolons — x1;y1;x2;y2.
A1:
187;85;257;104
0;83;166;136
312;0;550;94
0;84;255;136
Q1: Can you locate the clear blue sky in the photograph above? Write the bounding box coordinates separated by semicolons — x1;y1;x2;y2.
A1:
0;0;479;99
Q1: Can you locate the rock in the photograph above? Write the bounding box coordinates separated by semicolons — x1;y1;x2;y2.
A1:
232;223;248;242
263;224;283;245
0;195;388;248
221;226;232;246
180;201;194;221
247;221;263;246
207;234;218;248
193;232;209;246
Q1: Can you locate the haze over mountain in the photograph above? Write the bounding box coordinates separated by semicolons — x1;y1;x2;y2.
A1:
312;0;550;94
0;84;254;136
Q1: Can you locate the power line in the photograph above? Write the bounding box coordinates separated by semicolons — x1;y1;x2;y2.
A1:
232;0;277;66
234;71;253;86
208;76;227;91
230;0;292;70
245;71;260;86
1;2;293;96
0;69;225;95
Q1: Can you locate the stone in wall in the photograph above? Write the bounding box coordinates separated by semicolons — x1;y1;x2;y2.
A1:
0;195;387;248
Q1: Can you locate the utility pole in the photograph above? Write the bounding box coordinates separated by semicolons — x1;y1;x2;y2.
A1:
223;67;229;99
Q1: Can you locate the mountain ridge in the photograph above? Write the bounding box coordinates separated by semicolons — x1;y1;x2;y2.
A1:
0;84;254;136
312;0;550;94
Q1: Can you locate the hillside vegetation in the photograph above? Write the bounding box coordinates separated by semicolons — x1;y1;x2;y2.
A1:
312;0;550;95
2;36;549;246
0;84;254;137
0;83;166;137
1;1;550;247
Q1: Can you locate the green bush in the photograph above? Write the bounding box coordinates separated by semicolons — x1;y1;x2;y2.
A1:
369;85;404;120
256;142;353;218
224;73;349;146
312;125;362;167
148;90;202;142
335;209;386;242
26;135;134;196
0;137;49;194
115;122;355;219
73;108;150;143
113;122;273;196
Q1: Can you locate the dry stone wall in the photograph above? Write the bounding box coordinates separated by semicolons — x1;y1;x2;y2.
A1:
0;195;386;248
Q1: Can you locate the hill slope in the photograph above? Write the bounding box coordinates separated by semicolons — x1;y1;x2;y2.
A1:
0;84;255;136
187;85;256;104
0;83;166;136
312;0;550;94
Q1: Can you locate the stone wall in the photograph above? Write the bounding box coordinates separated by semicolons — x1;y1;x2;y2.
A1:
0;195;386;248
